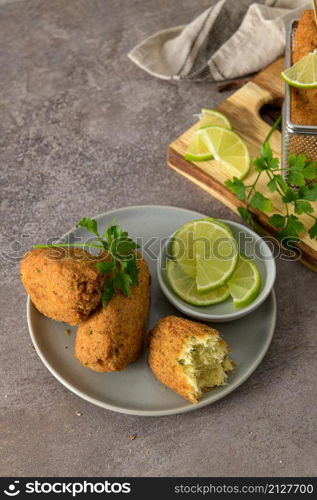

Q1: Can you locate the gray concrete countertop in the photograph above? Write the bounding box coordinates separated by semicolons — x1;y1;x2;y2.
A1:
1;0;316;477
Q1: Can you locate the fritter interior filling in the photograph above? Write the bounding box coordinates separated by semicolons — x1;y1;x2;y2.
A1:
178;336;234;399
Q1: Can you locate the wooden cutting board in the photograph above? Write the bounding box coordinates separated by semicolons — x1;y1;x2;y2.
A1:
167;58;317;272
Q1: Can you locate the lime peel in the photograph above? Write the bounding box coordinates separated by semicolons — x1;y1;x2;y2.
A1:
198;126;250;180
197;108;232;130
228;254;261;308
184;109;232;162
281;50;317;89
167;260;230;306
171;218;239;293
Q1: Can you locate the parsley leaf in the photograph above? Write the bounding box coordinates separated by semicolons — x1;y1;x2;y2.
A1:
288;155;317;185
261;142;273;161
288;169;305;187
279;215;304;241
250;192;272;213
253;157;267;172
114;271;132;297
288;153;306;170
116;238;138;256
267;174;288;194
267;178;277;193
275;174;288;194
105;224;123;243
294;200;314;215
76;217;98;236
303;161;317;180
96;261;115;274
308;220;317;239
237;207;254;225
101;278;114;306
254;142;279;171
268;214;285;228
268;157;279;170
224;177;246;200
125;259;140;286
282;188;298;203
298;184;317;202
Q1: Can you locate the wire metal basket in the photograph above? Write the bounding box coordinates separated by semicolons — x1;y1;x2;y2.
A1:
282;19;317;175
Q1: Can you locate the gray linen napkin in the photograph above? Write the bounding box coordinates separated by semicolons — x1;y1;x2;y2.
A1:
128;0;310;81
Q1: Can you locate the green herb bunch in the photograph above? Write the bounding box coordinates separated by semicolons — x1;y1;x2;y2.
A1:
225;118;317;248
34;217;140;306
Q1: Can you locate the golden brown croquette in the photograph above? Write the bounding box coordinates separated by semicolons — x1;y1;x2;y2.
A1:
291;10;317;126
148;316;234;403
20;248;106;325
75;256;150;372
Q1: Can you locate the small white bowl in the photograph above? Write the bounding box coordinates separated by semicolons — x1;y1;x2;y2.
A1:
157;219;276;322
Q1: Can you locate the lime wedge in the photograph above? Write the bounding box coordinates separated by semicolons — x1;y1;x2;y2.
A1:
184;134;214;162
198;126;250;180
228;254;261;308
171;217;233;278
167;260;230;306
184;109;231;162
194;222;239;292
172;218;239;292
281;50;317;89
197;108;232;130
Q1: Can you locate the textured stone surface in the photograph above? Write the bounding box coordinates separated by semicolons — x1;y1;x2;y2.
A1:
1;0;316;477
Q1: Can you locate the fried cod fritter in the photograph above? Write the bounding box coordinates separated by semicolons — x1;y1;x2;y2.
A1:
75;256;150;372
20;248;106;325
148;316;234;403
291;10;317;126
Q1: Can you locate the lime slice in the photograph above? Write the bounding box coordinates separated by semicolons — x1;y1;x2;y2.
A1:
197;108;232;130
171;217;233;278
172;218;239;292
228;254;261;308
167;260;230;306
198;126;250;180
281;50;317;89
194;222;239;292
184;110;231;162
184;134;214;162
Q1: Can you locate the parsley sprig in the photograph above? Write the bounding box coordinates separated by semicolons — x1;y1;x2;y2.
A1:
225;117;317;248
34;217;140;306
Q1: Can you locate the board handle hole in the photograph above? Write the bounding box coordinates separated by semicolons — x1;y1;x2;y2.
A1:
259;101;282;129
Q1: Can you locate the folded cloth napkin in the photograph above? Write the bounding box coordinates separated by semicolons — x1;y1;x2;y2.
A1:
128;0;310;81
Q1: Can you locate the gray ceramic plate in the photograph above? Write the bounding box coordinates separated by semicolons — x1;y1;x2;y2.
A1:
27;205;276;416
